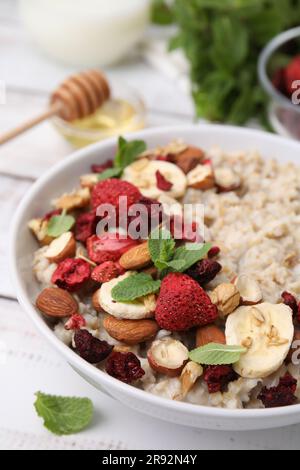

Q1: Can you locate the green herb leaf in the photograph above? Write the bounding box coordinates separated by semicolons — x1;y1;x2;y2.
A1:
148;228;176;270
173;242;212;272
151;0;174;25
46;209;75;238
34;392;93;436
111;273;161;302
97;167;123;181
114;136;147;170
189;343;247;366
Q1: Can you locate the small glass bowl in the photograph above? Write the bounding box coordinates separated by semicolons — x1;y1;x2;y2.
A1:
52;81;146;148
258;27;300;140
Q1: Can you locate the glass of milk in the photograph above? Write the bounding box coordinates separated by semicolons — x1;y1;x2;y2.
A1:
19;0;150;67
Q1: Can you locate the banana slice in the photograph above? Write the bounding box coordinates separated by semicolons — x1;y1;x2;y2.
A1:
225;303;294;379
99;273;155;320
122;159;187;200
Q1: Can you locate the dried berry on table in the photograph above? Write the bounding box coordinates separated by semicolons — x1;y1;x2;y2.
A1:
52;258;91;292
106;352;145;384
74;329;113;364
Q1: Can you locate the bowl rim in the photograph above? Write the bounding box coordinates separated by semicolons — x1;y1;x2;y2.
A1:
258;26;300;114
10;123;300;421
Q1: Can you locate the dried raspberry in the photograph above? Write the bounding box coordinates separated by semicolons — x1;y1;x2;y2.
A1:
91;261;125;284
87;233;139;264
170;216;202;243
42;209;62;222
75;212;98;244
155;273;218;331
52;258;91;292
155;170;173;191
186;259;222;285
74;329;113;364
106;352;145;384
258;373;297;408
281;291;298;318
204;366;238;394
284;55;300;96
91;159;113;174
92;179;141;212
208;246;221;258
65;314;86;331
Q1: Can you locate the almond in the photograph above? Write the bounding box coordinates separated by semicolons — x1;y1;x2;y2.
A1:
175;146;205;174
80;174;99;189
178;361;203;399
187;164;215;190
53;188;90;211
196;325;226;347
119;242;152;270
45;232;76;263
147;338;189;377
103;315;159;345
233;274;262;306
36;287;78;318
28;218;54;246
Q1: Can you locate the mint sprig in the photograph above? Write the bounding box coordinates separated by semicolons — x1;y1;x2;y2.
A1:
96;136;147;181
189;343;247;366
34;392;93;436
148;228;176;271
173;242;212;272
46;209;75;238
111;273;161;302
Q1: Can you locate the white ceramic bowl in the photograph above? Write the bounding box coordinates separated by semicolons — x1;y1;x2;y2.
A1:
10;124;300;431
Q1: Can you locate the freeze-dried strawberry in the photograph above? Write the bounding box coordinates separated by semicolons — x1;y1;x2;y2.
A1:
75;212;98;244
91;159;113;174
65;314;86;331
155;273;218;331
42;209;62;222
281;291;298;318
87;233;139;264
52;258;91;292
204;366;238;394
258;373;297;408
208;246;221;258
155;170;173;191
106;352;145;384
284;55;300;96
127;196;164;237
170;216;202;243
186;259;222;285
74;329;113;364
91;261;125;284
92;179;141;212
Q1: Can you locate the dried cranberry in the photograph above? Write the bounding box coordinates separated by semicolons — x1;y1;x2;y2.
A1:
258;373;297;408
74;329;113;364
65;314;86;331
170;216;202;243
155;170;173;191
87;233;139;264
42;209;62;222
186;259;222;285
75;212;98;244
106;352;145;384
52;258;91;292
91;159;113;174
204;366;237;394
208;246;221;258
91;261;124;284
281;291;298;318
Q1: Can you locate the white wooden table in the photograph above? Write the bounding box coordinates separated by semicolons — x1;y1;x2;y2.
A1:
0;0;299;450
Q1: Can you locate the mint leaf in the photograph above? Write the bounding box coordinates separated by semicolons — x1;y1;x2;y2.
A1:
189;343;247;366
148;228;175;269
46;209;75;238
173;242;212;272
34;392;93;436
152;0;174;25
114;136;147;170
97;167;123;181
111;273;161;302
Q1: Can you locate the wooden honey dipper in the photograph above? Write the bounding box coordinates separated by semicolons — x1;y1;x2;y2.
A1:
0;70;110;145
